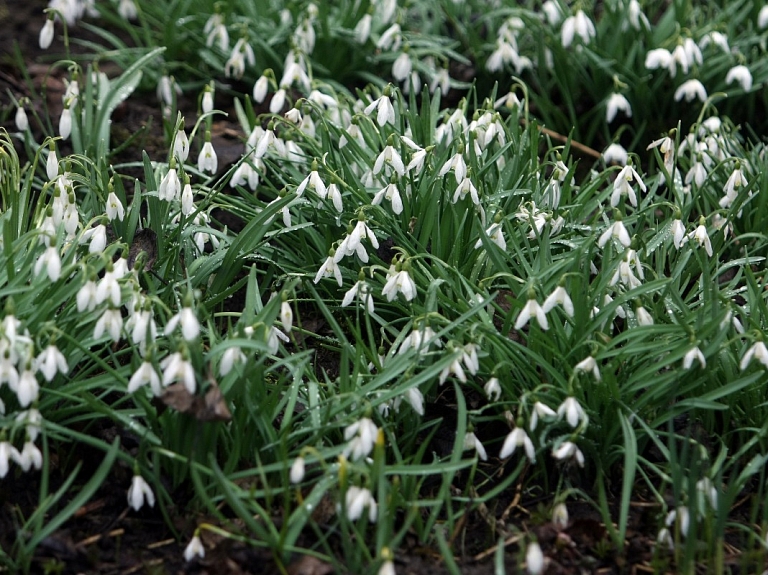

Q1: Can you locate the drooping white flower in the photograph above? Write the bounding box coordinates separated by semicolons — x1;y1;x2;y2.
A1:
542;285;574;317
603;143;628;166
635;305;654;326
94;308;123;342
81;224;107;254
106;191;125;221
671;219;686;249
438;352;467;385
219;345;246;377
606;93;632;123
682;346;706;369
674;79;707;103
382;268;417;302
118;0;138;20
128;361;162;395
463;431;488;461
574;356;601;381
160;351;196;393
666;506;690;538
531;402;559;431
0;441;20;478
625;0;650;30
372;182;404;214
183;534;205;562
552;441;585;467
36;344;69;382
343;417;378;461
645;48;673;74
127;474;156;511
552;502;569;529
364;95;396;127
34;245;61;282
688;222;713;257
15;441;42;472
197;139;218;174
345;486;378;522
526;541;545;575
561;10;596;47
314;254;343;286
597;219;631;248
557;397;587;428
354;13;372;44
341;281;374;314
39;18;55;49
515;296;549;331
290;456;305;484
373;145;405;177
252;74;269;103
725;65;753;92
759;5;768;29
158;166;181;202
15;370;39;408
484;377;501;401
612;164;646;208
500;427;536;462
740;341;768;370
165;307;200;341
173;128;190;162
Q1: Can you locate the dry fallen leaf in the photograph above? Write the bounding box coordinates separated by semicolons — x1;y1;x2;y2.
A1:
160;381;231;422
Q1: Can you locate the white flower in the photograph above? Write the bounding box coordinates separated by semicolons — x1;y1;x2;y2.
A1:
82;224;107;254
173;128;190;162
552;502;569;529
127;474;155;511
94;308;123;342
364;95;395;127
165;307;200;341
740;341;768;370
34;245;61;282
474;223;506;251
382;269;417;302
759;5;768;29
725;65;752;92
645;48;673;74
201;89;214;114
603;143;628;166
46;148;59;181
392;52;412;82
158;167;181;202
290;456;305;484
625;0;650;30
128;361;162;395
526;541;545;575
682;346;706;369
453;177;480;205
439;152;467;183
326;183;343;212
15;105;29;131
666;506;690;538
314;255;343;286
612;164;646;207
183;534;205;562
574;356;601;381
557;397;587;428
373;145;405;177
699;31;730;53
561;10;596;47
484;377;501;401
118;0;138;20
463;432;487;461
439;353;467;385
219;346;246;377
552;441;585;467
372;183;404;214
635;306;654;326
0;441;20;477
96;269;122;307
343;417;378;461
106;191;125;221
345;486;377;522
542;286;574;317
40;19;55;49
354;14;372;44
197;141;218;174
16;370;39;407
606;93;632;123
252;75;269;103
500;428;536;462
160;352;196;393
674;80;707;103
542;0;562;25
598;219;631;248
689;223;713;257
15;441;43;472
36;344;69;382
341;281;374;314
515;297;548;331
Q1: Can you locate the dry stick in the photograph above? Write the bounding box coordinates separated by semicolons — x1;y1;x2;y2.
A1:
521;118;603;159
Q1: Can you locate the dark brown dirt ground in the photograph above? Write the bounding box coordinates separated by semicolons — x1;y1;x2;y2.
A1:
0;1;765;573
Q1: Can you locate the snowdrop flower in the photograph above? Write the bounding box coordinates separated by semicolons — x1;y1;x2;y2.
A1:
158;163;181;202
528;401;557;431
625;0;650;30
0;441;20;477
542;285;574;317
671;219;686;249
290;456;305;484
740;341;768;370
184;534;205;562
500;427;536;462
683;346;706;369
597;218;631;248
674;80;707;103
474;222;506;250
35;245;61;282
463;431;487;460
557;397;587;429
341;280;374;314
515;295;548;331
606;93;632;123
526;541;545;575
36;344;68;382
128;361;162;395
118;0;138;19
635;305;654;326
204;12;229;51
15;370;39;408
542;0;562;25
165;306;200;341
372;182;403;214
725;65;752;92
197;133;218;174
225;38;255;79
561;10;596;47
354;13;372;44
439;351;467;384
689;220;713;257
373;144;405;177
127;474;155;511
15;104;29;132
392;51;412;82
612;163;646;208
376;23;402;51
219;345;246;377
759;5;768;29
343;417;378;461
314;253;343;286
173;126;189;162
364;94;396;127
296;168;326;198
484;377;501;401
645;48;674;75
106;191;125;221
382;268;417;302
453;176;480;205
345;486;378;522
666;506;690;537
15;441;42;472
94;308;123;342
46;147;59;181
574;356;601;381
439;152;467;183
552;441;585;467
160;351;196;393
39;17;55;49
552;503;569;530
252;74;269;103
603;143;628;166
